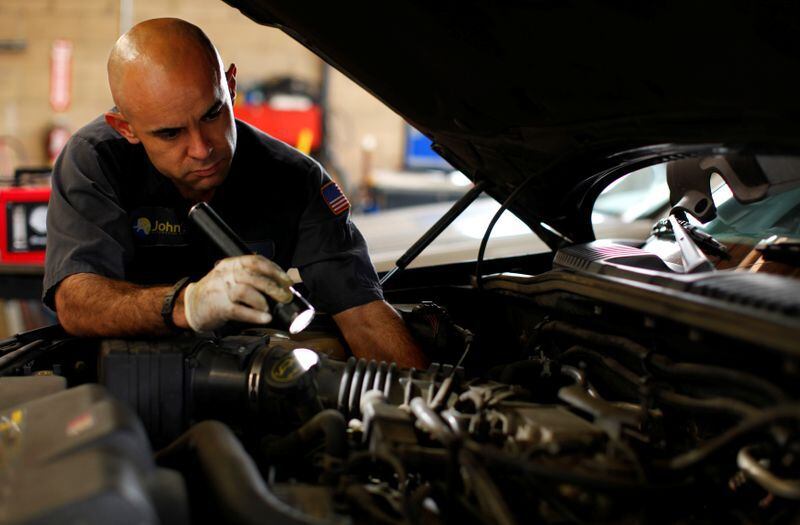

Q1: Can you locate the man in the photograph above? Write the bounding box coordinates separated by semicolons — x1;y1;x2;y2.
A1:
43;18;427;369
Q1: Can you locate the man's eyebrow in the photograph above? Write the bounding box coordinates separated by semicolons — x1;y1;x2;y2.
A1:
150;125;182;136
202;100;224;119
147;100;224;136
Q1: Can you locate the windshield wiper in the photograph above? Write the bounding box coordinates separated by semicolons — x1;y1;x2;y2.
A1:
667;215;716;273
651;217;730;260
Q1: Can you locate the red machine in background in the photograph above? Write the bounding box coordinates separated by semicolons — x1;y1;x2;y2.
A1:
233;77;323;155
0;168;51;266
235;103;322;153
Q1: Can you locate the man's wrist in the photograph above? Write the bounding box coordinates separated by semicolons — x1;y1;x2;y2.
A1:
171;287;190;330
162;277;191;331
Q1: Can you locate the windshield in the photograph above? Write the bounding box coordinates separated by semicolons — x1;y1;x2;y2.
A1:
593;158;800;279
702;184;800;241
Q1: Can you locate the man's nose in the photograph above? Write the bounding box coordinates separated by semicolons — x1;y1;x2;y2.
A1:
187;128;213;160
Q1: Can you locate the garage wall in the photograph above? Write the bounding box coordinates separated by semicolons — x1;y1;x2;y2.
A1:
0;0;403;189
0;0;119;175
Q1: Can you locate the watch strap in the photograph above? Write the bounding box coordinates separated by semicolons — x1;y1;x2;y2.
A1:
161;277;191;332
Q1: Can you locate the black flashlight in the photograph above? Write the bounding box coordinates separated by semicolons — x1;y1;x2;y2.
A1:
188;202;315;334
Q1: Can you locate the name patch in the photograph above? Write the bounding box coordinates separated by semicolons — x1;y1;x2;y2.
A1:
131;207;188;246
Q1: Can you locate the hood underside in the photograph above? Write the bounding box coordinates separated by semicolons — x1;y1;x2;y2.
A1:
223;0;800;242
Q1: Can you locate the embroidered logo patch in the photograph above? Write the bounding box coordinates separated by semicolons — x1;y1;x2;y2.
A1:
321;181;350;216
133;217;152;238
132;216;183;238
130;207;188;246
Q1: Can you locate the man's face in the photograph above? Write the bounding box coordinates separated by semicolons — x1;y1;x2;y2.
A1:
109;63;237;200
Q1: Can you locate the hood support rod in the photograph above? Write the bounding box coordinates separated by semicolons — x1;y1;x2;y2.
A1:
380;180;489;287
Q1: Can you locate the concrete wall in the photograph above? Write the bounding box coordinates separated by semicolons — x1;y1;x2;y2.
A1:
0;0;404;188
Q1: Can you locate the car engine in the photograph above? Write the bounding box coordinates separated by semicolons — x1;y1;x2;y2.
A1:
3;155;800;524
2;263;799;524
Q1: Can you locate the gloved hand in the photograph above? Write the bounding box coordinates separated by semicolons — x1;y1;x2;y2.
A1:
184;255;294;333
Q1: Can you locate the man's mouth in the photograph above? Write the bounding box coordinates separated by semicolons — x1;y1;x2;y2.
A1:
190;159;223;177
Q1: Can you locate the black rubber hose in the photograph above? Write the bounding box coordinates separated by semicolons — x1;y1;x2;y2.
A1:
261;409;347;466
657;403;800;471
459;449;517;525
649;358;787;403
540;320;787;403
0;324;67;355
540;320;649;359
335;358;399;418
462;440;646;491
657;390;757;419
491;358;545;385
560;346;758;419
297;410;347;458
156;420;333;525
559;346;642;399
0;339;61;376
342;451;412;521
0;340;44;372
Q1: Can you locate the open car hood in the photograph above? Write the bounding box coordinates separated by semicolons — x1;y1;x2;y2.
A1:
222;0;800;242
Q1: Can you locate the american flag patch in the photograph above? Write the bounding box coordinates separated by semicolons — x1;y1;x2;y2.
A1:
321;180;350;215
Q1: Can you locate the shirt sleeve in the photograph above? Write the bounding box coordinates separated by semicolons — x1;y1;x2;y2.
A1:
291;162;383;314
42;135;135;310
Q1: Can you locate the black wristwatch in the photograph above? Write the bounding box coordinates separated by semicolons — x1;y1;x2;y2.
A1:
161;277;191;332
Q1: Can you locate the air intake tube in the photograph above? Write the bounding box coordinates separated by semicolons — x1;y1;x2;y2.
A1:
188;335;461;429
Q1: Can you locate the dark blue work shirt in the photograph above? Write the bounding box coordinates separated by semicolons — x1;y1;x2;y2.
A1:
43;116;383;315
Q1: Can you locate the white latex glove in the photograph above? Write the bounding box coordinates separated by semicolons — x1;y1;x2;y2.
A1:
184;255;294;333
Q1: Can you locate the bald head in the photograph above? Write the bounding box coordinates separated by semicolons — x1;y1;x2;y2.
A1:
108;18;223;115
103;18;238;202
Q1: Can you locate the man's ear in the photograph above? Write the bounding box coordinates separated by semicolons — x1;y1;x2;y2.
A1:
104;111;140;144
225;63;237;103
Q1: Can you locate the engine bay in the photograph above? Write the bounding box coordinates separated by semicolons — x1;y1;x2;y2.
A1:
4;153;800;524
3;260;799;524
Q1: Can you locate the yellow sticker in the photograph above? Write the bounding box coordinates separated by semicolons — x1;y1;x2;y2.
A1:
0;410;23;433
270;355;303;383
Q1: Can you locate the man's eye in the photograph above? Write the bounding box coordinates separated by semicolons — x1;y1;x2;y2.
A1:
157;129;180;140
203;108;223;122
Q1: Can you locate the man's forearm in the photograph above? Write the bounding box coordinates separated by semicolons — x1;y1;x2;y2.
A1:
54;273;188;337
333;300;429;369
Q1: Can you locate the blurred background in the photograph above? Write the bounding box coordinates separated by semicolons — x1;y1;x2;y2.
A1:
0;0;418;196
